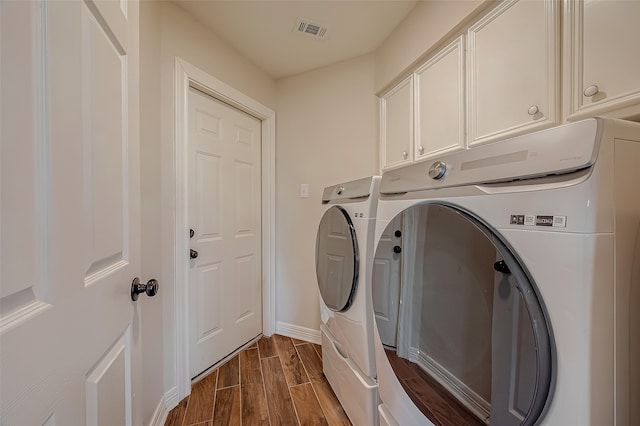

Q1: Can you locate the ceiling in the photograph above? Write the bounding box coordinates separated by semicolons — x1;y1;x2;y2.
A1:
173;0;419;79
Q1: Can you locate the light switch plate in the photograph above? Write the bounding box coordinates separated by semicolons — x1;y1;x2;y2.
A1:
300;184;309;198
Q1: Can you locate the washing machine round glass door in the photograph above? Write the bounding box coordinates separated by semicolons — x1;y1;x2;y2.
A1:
372;202;554;426
316;206;359;312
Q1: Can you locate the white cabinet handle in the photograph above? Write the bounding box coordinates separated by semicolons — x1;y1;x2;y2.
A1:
583;85;599;97
528;105;539;115
402;151;408;159
418;146;424;154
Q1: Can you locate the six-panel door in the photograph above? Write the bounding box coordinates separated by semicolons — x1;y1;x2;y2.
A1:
1;0;141;424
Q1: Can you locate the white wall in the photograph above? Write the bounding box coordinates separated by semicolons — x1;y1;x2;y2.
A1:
139;1;276;423
374;0;488;93
275;54;378;332
139;1;164;423
159;3;276;109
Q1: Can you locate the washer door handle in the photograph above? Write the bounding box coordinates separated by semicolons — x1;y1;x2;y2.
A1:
493;260;510;274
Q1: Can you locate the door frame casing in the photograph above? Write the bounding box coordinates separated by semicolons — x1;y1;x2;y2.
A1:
173;57;276;399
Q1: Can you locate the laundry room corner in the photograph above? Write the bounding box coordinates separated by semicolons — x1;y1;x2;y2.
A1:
274;54;379;337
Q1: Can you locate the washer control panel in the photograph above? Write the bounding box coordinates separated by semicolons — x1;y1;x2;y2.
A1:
380;119;600;195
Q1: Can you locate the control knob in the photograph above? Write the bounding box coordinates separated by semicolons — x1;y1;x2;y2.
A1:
428;161;447;180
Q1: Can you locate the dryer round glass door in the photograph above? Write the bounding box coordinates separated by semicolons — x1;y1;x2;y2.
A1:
372;202;554;426
316;206;359;312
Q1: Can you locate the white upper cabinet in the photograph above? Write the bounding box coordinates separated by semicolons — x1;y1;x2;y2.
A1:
467;0;560;146
380;75;413;170
564;0;640;120
414;35;466;162
379;0;640;171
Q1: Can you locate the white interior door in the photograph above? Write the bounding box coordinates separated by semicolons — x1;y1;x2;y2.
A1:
372;215;402;348
188;88;262;378
1;0;141;424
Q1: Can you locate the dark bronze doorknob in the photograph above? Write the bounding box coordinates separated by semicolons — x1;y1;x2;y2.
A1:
131;277;159;301
190;249;199;259
393;245;402;254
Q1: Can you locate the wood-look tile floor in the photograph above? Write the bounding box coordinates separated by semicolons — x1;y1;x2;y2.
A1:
385;349;485;426
165;335;352;426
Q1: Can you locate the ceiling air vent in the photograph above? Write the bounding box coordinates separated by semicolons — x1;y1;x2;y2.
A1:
293;17;329;40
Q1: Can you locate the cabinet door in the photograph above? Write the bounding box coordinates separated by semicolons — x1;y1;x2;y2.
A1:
565;0;640;120
415;35;466;161
468;0;559;146
380;75;413;171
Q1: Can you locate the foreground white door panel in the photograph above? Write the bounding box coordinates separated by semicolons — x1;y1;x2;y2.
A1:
188;88;262;378
1;0;141;424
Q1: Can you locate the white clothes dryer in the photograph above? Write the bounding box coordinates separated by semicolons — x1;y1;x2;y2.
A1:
316;176;381;426
371;118;640;426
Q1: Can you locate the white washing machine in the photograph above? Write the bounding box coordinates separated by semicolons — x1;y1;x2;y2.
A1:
370;118;640;426
315;176;381;426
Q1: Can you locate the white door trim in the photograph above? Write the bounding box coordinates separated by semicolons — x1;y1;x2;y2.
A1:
173;57;276;399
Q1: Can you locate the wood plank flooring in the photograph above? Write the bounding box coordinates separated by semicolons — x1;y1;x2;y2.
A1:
385;349;486;426
165;335;351;426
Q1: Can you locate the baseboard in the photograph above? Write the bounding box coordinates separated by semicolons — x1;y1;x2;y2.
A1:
149;396;167;426
149;387;178;426
412;347;490;420
164;386;180;411
275;321;321;344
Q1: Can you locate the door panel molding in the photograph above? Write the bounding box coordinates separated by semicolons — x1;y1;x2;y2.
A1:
0;0;51;334
173;57;276;400
85;327;133;426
